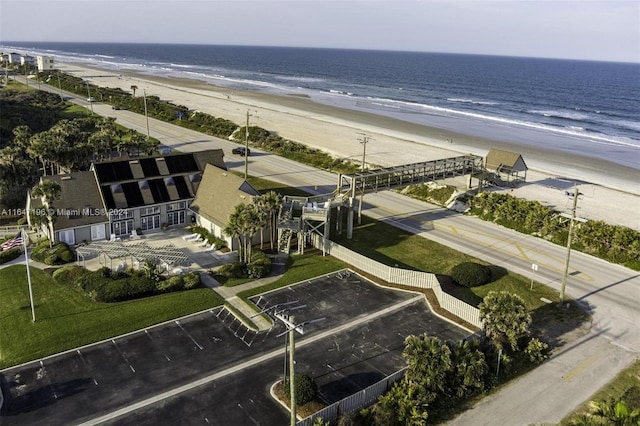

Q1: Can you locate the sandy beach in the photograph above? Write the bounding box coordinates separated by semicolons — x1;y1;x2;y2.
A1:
57;62;640;231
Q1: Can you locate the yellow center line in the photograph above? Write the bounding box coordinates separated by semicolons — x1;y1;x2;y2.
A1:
516;244;530;260
563;346;610;382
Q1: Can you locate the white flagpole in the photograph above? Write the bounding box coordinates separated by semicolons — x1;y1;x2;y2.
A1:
22;229;36;322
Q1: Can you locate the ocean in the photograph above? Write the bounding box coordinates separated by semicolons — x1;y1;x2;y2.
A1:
2;42;639;169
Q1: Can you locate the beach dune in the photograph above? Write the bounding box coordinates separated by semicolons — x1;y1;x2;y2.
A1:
57;63;639;231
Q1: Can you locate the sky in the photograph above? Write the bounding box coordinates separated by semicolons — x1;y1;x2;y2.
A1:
0;0;638;63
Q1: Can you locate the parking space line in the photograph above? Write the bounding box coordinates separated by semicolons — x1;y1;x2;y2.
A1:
111;339;136;373
76;350;99;385
144;330;171;362
175;320;204;350
77;295;424;426
38;360;58;400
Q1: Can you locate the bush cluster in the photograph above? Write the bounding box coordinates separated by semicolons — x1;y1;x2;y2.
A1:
31;241;74;265
284;373;318;407
188;225;227;249
52;265;202;303
217;249;272;279
0;247;22;264
451;262;492;287
470;191;640;271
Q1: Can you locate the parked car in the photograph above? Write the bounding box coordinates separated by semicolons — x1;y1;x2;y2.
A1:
112;105;121;110
232;147;251;156
87;97;95;102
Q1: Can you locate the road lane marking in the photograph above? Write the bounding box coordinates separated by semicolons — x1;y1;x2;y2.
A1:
563;346;609;382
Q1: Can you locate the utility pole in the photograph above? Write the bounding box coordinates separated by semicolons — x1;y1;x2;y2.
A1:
86;82;94;114
57;72;63;101
357;134;372;225
243;109;257;181
143;90;150;140
559;187;587;304
256;302;324;426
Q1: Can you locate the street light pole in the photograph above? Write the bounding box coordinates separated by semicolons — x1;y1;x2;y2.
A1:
288;316;297;426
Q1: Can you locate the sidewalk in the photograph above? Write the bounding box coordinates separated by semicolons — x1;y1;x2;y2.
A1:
201;253;288;332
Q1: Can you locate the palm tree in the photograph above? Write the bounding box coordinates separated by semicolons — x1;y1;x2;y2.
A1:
130;85;138;97
31;179;62;247
257;191;283;250
223;203;261;263
479;291;531;352
586;399;640;425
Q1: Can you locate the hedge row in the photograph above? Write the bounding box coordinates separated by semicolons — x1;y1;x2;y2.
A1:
31;240;74;265
53;265;201;303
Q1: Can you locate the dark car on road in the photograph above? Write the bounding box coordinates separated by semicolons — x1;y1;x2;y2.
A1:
232;147;251;156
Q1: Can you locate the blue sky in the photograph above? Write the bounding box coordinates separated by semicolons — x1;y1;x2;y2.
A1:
0;0;638;62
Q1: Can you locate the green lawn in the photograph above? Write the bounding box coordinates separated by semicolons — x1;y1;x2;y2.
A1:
332;215;588;326
0;265;224;368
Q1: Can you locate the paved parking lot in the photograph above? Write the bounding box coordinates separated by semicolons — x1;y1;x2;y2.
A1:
1;272;470;425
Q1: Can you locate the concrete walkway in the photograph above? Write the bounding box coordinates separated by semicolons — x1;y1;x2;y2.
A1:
203;253;288;332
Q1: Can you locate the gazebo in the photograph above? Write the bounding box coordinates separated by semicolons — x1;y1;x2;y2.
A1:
485;148;528;187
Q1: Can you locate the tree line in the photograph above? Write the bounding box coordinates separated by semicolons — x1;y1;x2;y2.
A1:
470;191;640;271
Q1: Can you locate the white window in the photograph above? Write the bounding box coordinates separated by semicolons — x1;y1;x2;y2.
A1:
140;215;160;231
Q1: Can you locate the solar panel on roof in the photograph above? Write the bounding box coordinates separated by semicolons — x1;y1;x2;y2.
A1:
148;179;170;203
174;175;192;198
101;186;115;209
122;182;144;207
94;163;117;183
140;158;160;177
165;154;198;174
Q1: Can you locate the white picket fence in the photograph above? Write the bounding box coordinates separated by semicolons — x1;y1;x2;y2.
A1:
311;234;481;328
297;369;406;426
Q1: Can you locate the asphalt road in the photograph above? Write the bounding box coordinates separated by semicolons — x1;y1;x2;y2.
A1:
19;79;640;424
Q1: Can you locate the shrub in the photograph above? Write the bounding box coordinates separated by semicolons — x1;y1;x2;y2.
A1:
52;264;88;285
247;250;272;278
32;242;75;265
285;373;318;406
156;275;184;293
182;272;201;289
524;338;550;364
0;247;22;264
451;262;491;287
218;261;248;278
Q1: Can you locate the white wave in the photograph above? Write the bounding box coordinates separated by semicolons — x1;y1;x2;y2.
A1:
529;109;590;121
447;98;499;106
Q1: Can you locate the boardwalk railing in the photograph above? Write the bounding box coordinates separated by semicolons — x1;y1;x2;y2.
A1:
0;225;26;238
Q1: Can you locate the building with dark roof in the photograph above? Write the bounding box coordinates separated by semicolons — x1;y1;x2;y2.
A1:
485;148;528;186
188;164;261;250
27;150;226;245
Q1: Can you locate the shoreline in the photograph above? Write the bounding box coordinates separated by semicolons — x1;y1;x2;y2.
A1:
56;62;640;230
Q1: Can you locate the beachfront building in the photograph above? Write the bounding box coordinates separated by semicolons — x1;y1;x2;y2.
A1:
37;55;55;71
26;149;226;245
20;55;36;66
6;52;21;64
188;164;261;251
485;148;528;187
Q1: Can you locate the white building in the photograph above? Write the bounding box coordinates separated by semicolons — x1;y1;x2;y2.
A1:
7;52;21;64
21;55;36;66
37;55;55;71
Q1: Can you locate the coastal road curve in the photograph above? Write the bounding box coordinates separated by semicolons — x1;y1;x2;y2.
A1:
28;79;640;424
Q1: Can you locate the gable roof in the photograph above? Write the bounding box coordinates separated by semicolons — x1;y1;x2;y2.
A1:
485;148;528;172
44;171;108;231
92;149;225;209
188;164;261;227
